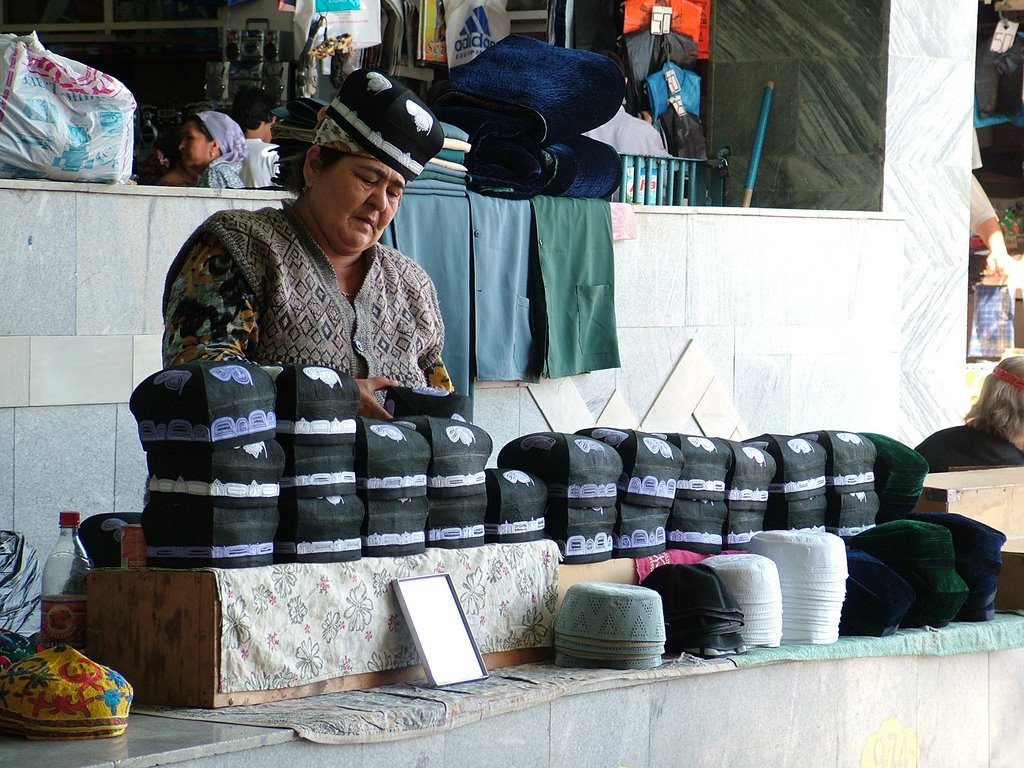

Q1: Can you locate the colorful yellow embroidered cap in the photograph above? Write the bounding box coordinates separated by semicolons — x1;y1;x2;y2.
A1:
0;644;133;740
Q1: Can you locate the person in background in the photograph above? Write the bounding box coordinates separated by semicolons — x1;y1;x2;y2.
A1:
178;111;247;189
972;128;1015;281
231;86;281;188
915;355;1024;472
162;69;450;418
583;50;670;158
136;125;193;186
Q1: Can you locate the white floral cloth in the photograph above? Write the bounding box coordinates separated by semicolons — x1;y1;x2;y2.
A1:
214;541;561;694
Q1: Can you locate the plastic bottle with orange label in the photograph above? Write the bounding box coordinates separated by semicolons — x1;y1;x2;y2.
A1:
39;510;92;652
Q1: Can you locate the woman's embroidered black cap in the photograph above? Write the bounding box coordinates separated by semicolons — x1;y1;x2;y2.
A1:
265;364;359;446
145;439;285;508
544;499;616;564
613;501;669;558
315;69;444;181
141;494;279;569
748;434;828;531
402;416;493;498
383;385;474;421
577;428;683;508
497;432;623;508
275;493;364;564
664;434;733;502
354;418;430;500
723;440;775;549
277;439;356;498
361;495;430;557
666;497;727;554
130;361;278;449
484;468;548;544
426;493;487;549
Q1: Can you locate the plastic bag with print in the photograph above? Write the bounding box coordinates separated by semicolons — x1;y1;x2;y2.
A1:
0;32;136;183
445;0;510;70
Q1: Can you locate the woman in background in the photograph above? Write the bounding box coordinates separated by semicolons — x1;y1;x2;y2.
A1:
177;111;247;189
915;356;1024;472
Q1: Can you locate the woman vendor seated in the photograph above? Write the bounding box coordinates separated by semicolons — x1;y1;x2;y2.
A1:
915;356;1024;472
162;69;451;419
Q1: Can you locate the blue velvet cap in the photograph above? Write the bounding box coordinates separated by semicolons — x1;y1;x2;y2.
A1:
906;512;1007;622
840;549;916;637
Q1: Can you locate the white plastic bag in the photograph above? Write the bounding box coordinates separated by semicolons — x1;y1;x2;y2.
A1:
444;0;510;70
0;32;136;183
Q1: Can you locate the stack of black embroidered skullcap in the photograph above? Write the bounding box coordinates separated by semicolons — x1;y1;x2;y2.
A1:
704;553;783;647
798;430;878;539
847;520;969;628
749;529;848;644
355;418;432;557
748;434;828;532
383;385;474;422
497;432;622;564
129;360;282;569
554;582;666;670
860;432;930;523
576;428;682;558
484;468;548;543
663;435;733;554
402;416;492;549
640;563;747;657
722;440;776;551
839;549;916;637
906;512;1007;622
267;364;363;563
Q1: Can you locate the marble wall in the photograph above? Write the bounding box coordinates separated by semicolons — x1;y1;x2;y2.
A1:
882;0;978;450
708;0;978;449
0;183;905;587
707;0;889;211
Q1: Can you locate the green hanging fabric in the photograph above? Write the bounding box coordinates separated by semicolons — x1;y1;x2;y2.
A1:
530;196;620;378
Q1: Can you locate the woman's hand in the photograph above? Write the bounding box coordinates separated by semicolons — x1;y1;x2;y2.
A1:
356;376;398;419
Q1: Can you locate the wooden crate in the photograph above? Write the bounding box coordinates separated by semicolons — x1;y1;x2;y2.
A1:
86;559;640;708
997;547;1024;611
914;467;1024;542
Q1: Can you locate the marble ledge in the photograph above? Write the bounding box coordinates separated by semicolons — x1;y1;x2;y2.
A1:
0;180;904;225
0;178;288;201
628;204;903;222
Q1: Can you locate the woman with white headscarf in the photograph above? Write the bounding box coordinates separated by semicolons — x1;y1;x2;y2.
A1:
178;110;248;189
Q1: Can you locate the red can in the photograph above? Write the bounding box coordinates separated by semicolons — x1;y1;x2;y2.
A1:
120;524;147;568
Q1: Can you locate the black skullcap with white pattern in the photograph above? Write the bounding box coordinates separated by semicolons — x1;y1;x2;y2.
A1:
314;69;444;181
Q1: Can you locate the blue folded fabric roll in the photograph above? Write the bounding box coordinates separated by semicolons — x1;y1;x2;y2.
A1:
542;136;620;199
433;34;624;145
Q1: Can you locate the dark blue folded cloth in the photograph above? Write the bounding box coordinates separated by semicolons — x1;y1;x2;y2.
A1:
542;136;620;199
433;34;624;145
435;105;619;200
